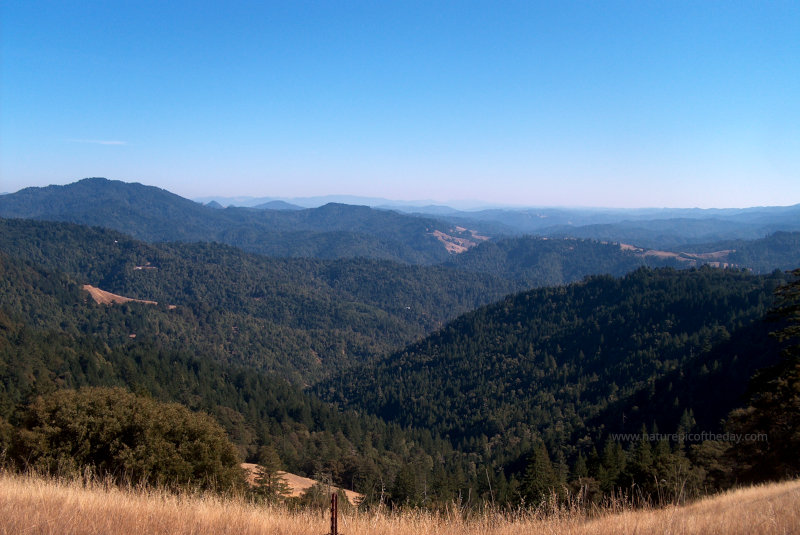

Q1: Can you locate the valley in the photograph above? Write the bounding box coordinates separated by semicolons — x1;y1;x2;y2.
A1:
0;178;798;516
4;3;799;532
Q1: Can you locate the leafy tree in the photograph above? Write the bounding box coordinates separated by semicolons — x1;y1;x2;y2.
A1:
10;387;244;492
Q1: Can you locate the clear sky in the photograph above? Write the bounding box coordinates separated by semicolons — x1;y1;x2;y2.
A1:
2;1;798;208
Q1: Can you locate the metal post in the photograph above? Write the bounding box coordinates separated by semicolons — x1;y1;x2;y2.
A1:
330;492;338;535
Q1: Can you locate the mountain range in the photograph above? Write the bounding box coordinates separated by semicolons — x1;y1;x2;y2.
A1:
1;178;799;274
1;176;798;506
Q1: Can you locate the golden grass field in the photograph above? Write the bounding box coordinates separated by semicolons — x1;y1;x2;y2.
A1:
1;470;798;535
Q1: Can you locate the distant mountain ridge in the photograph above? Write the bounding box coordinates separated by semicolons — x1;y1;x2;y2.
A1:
198;188;800;249
0;178;481;264
2;178;799;273
254;200;304;210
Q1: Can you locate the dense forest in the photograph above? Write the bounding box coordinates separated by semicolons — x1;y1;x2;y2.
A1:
1;188;798;509
0;178;474;264
319;267;797;503
0;251;469;501
0;218;521;381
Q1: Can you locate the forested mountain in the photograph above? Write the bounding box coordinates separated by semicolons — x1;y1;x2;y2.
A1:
446;232;800;285
0;218;521;381
319;268;786;474
3;178;799;276
680;231;800;273
418;204;800;249
0;178;480;264
2;183;798;506
0;252;466;496
447;236;651;285
541;217;800;250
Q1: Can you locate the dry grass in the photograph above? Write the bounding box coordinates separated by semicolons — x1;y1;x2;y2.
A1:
1;471;798;535
240;463;363;504
83;285;158;306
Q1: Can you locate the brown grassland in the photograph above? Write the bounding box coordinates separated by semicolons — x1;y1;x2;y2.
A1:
82;285;158;306
1;471;798;535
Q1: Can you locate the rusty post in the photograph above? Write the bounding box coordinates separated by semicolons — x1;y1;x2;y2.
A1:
330;492;338;535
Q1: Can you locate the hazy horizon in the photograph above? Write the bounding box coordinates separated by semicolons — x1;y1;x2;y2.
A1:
2;2;798;209
5;176;800;212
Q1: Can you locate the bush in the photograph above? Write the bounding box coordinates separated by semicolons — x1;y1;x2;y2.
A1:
0;415;12;460
11;387;244;492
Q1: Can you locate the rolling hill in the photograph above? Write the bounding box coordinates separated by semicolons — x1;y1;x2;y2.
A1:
0;248;468;493
0;218;521;380
318;267;786;470
0;178;483;264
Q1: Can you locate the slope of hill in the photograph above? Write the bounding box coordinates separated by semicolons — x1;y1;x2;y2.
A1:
682;231;800;273
447;232;800;284
0;178;483;264
541;217;800;250
447;236;650;285
0;218;521;380
2;218;796;504
240;464;363;504
2;471;798;535
319;267;786;470
0;251;468;493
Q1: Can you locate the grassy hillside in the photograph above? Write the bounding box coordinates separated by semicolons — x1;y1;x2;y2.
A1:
1;471;797;535
448;232;800;285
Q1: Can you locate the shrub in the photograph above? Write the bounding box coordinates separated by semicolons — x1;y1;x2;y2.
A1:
11;387;244;492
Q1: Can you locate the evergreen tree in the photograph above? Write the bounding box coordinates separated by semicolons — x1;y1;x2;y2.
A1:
253;445;291;503
597;439;626;495
521;441;559;506
626;426;655;495
726;268;800;482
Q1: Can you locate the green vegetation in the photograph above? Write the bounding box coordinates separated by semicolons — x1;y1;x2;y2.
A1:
8;387;244;492
0;202;798;508
252;445;291;502
320;267;790;504
447;235;651;285
725;268;800;483
0;218;520;381
0;247;465;500
0;177;470;264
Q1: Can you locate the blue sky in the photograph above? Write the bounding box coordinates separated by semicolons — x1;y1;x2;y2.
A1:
2;1;798;208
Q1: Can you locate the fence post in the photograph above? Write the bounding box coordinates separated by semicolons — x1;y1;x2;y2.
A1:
330;492;338;535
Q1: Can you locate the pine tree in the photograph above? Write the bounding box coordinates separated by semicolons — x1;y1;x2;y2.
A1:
253;445;291;503
626;425;655;497
726;268;800;482
521;441;558;506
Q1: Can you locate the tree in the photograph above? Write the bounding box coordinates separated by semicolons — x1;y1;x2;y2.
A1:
253;445;291;503
625;426;655;495
10;387;244;492
0;415;12;459
521;441;559;506
726;268;800;482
